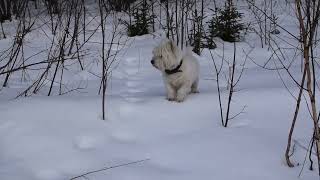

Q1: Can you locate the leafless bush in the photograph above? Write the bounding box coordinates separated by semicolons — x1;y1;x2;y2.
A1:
209;42;247;127
0;0;94;97
0;2;35;87
246;0;320;174
99;0;128;120
246;0;280;48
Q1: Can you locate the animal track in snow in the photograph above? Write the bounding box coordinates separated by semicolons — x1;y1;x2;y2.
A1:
34;169;61;180
119;57;146;103
73;135;102;151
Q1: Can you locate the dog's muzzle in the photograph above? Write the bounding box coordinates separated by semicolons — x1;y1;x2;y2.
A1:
151;59;157;68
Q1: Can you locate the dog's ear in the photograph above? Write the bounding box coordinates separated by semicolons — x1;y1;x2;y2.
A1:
168;40;178;53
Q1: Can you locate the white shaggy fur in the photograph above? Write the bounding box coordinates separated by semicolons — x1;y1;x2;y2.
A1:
151;40;199;102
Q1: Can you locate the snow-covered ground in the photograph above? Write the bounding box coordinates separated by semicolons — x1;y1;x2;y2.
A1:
0;1;319;180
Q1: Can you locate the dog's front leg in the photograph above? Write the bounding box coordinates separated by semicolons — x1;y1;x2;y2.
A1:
166;84;176;101
176;85;191;102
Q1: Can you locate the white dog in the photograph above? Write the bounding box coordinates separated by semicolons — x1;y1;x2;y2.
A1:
151;40;199;102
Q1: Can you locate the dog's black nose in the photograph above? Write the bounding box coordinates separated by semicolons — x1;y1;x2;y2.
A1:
151;60;155;65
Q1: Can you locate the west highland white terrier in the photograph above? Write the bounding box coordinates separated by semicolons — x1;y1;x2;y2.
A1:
151;40;199;102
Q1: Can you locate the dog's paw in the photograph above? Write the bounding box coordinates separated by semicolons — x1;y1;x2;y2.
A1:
167;97;175;101
176;99;184;103
176;96;186;102
176;98;186;103
191;90;199;93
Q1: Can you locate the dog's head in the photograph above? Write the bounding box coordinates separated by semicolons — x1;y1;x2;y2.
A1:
151;40;182;72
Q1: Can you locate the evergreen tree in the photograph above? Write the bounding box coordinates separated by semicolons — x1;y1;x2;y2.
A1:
127;0;155;37
189;9;205;54
206;3;244;43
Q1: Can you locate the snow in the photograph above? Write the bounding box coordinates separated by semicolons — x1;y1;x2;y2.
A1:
0;1;319;180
